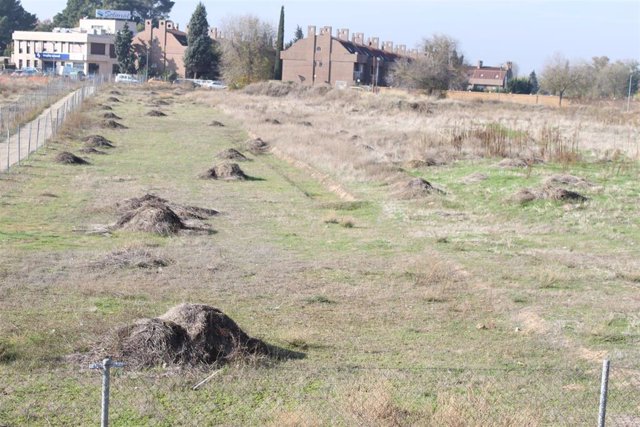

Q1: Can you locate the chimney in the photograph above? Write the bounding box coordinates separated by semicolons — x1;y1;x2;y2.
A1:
382;41;393;51
320;26;332;36
505;61;513;70
307;25;316;37
477;60;483;69
337;28;349;41
352;32;364;45
166;21;173;30
145;19;152;30
367;37;379;49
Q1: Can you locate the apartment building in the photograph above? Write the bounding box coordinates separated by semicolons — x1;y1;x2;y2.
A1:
281;26;416;87
11;18;136;77
132;19;188;77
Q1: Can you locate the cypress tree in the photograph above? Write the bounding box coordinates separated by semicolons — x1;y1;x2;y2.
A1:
529;70;539;94
273;6;284;80
184;2;215;78
115;22;136;74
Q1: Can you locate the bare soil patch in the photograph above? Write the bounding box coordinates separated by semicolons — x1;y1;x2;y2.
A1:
102;120;127;129
216;148;248;161
55;151;89;165
245;137;270;155
146;110;167;117
99;304;270;368
83;135;114;148
201;162;248;180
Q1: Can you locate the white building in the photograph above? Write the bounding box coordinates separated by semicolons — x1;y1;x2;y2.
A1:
11;18;136;77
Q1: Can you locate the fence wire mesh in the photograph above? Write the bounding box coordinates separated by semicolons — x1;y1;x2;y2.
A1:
1;362;638;426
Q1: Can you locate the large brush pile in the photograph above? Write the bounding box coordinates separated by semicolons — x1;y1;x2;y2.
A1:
113;194;217;235
102;304;269;368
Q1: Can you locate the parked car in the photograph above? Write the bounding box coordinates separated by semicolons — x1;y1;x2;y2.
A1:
115;73;139;84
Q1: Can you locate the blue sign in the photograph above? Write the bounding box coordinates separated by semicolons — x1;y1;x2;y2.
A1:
35;52;70;60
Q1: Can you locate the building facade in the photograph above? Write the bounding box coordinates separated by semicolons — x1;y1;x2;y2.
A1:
11;19;136;77
132;19;188;78
281;26;415;87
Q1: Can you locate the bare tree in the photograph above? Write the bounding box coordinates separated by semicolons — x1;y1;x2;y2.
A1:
219;15;275;87
540;53;586;106
388;34;467;93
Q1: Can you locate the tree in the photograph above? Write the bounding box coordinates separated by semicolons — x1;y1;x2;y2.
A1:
115;22;136;74
528;71;539;94
388;34;467;92
285;25;303;49
273;5;284;80
183;2;216;79
0;0;37;55
220;15;275;87
508;77;532;94
53;0;97;28
34;19;55;32
540;53;586;106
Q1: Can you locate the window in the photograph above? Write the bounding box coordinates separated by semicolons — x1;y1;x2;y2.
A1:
316;47;321;52
19;59;23;68
34;60;38;68
26;60;30;67
26;44;31;54
90;43;106;55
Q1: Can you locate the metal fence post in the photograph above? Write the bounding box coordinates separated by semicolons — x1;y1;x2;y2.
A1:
36;118;41;150
17;125;21;165
28;121;32;155
90;357;125;427
6;127;10;169
598;359;610;427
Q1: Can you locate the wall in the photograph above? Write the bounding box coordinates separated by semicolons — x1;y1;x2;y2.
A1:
446;90;569;107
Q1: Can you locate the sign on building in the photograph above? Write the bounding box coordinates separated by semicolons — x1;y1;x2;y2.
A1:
96;9;132;20
35;52;70;60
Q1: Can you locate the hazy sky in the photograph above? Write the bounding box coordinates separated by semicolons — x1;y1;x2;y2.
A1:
19;0;640;75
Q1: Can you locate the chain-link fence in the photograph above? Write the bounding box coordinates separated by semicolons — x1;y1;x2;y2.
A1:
0;77;106;172
2;361;638;426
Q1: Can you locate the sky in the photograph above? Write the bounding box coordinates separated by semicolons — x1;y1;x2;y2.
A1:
19;0;640;75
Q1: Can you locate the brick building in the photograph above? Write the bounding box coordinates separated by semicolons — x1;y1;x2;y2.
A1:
132;19;189;77
281;26;415;87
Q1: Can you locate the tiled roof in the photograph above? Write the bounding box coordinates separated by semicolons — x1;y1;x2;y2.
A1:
335;38;403;61
168;29;188;46
467;67;507;85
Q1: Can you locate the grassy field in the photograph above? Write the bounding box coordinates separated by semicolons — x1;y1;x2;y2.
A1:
0;82;638;425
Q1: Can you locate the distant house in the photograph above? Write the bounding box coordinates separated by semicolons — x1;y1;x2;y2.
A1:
467;60;513;91
281;26;416;87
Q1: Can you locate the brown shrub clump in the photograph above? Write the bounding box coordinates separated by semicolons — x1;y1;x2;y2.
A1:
83;135;114;148
102;120;127;129
245;137;270;155
202;162;248;180
543;174;591;187
55;151;89;165
101;303;270;368
146;110;167;117
216;148;248;161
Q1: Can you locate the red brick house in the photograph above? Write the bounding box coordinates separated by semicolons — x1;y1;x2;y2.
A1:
133;19;189;77
281;26;415;87
467;60;513;91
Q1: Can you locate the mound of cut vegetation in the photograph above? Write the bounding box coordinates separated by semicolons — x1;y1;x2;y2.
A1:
106;96;120;102
245;137;270;155
78;147;106;155
109;90;122;96
209;120;225;127
146;110;166;117
512;186;588;204
98;105;112;111
102;112;121;120
100;304;270;368
55;151;89;165
116;194;218;221
83;135;114;148
264;118;281;125
395;178;444;199
497;158;529;168
115;200;185;235
201;162;248;180
90;246;171;270
102;120;127;129
461;172;488;184
543;174;592;187
216;148;248;161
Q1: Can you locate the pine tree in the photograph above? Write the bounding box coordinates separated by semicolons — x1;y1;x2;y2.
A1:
183;2;215;78
529;70;539;94
273;6;284;80
115;22;136;74
0;0;37;55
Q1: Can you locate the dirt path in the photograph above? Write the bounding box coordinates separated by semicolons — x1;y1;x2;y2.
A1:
0;86;97;172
